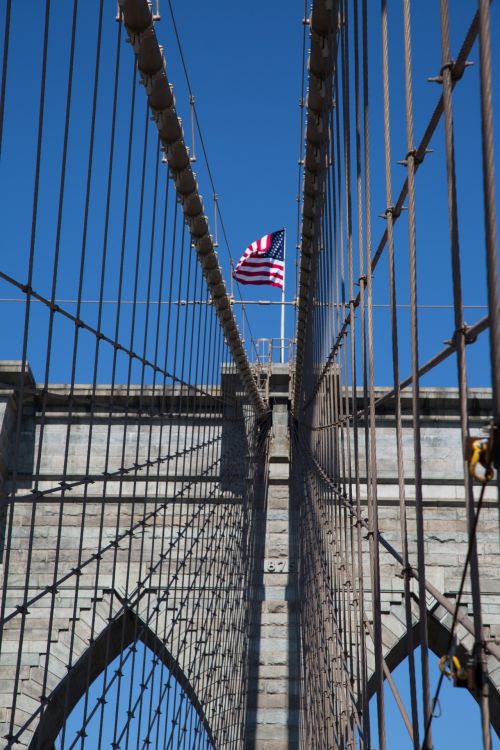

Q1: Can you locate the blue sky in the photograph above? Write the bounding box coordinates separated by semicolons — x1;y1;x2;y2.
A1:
1;0;499;388
1;0;500;747
147;0;500;390
1;1;499;387
375;648;500;749
56;643;212;750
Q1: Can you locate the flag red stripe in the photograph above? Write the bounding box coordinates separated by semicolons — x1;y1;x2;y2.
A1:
234;268;284;279
234;236;272;269
237;257;284;266
235;278;283;288
234;265;283;275
233;230;284;288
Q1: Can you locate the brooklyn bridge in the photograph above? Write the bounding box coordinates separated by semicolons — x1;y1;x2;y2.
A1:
0;1;499;748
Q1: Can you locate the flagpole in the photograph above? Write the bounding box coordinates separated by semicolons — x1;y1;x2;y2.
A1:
280;227;286;364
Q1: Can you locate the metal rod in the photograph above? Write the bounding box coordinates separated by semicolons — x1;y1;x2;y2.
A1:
0;298;488;308
280;227;286;364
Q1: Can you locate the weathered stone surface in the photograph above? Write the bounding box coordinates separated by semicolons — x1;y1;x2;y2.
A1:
243;400;300;747
1;370;500;746
0;369;258;749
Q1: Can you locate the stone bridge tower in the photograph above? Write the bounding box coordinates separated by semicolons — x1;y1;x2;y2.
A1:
1;362;500;748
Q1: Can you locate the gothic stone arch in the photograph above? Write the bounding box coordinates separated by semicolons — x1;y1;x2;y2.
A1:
28;608;216;750
0;365;254;749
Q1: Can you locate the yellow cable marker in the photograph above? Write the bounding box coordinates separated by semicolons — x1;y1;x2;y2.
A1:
438;655;468;685
464;436;494;483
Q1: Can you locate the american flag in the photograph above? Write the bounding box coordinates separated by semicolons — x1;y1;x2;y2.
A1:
232;229;285;289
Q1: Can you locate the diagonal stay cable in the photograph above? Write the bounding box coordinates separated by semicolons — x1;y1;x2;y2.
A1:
119;0;266;415
298;424;415;743
0;380;245;424
1;431;223;505
300;6;485;412
61;494;236;750
310;310;493;432
0;0;11;156
164;0;260;362
0;271;232;408
291;417;500;663
10;491;230;749
118;498;244;750
0;448;234;628
420;480;489;749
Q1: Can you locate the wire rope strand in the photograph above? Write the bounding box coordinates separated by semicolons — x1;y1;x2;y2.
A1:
2;3;52;742
91;48;141;750
438;0;491;746
352;0;370;743
299;7;486;411
31;2;81;744
360;1;385;747
77;16;126;744
339;4;361;742
400;0;428;744
295;0;309;337
0;0;11;157
477;0;500;498
421;479;490;748
164;0;259;362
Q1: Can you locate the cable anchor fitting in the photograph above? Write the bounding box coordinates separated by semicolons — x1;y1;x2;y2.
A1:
189;95;196;163
439;654;475;689
212;193;219;248
464;428;495;483
428;59;474;84
397;148;433;167
397;564;413;579
379;205;405;220
444;322;477;347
